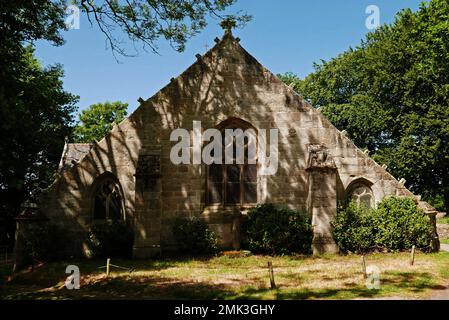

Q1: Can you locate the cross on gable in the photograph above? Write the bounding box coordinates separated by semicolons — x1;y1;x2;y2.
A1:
220;17;237;35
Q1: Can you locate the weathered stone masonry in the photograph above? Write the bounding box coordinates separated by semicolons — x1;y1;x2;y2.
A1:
37;31;439;258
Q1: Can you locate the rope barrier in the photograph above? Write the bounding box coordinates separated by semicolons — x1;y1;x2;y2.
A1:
98;260;135;273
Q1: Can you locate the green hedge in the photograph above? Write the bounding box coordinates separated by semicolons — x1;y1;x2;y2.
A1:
242;203;313;255
173;217;218;255
332;197;433;253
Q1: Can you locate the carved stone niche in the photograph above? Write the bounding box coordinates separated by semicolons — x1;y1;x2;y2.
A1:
307;144;336;170
135;154;161;192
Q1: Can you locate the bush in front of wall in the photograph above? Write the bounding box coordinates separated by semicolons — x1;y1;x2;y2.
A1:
242;203;313;255
22;223;70;263
173;217;218;255
332;202;376;254
332;197;433;253
88;220;134;258
372;197;433;251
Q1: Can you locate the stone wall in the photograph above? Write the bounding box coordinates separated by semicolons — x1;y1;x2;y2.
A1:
38;32;429;258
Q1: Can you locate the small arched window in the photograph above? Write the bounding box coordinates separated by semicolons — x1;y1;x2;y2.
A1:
92;175;124;220
347;181;374;209
207;118;258;205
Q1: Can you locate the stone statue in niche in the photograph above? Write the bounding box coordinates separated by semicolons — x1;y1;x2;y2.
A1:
135;154;161;192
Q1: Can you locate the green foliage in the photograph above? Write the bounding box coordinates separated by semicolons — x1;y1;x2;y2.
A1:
426;194;446;212
0;0;74;252
22;223;70;263
243;203;313;255
372;197;433;251
279;0;449;214
173;217;218;255
0;1;67;49
73;101;128;143
332;197;433;253
332;202;376;254
88;220;134;258
77;0;251;56
0;45;78;249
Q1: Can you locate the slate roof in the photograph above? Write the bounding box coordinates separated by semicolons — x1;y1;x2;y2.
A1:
58;142;94;172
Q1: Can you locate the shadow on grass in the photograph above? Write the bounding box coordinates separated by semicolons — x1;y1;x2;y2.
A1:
2;275;233;300
233;271;448;300
382;271;447;292
2;257;448;300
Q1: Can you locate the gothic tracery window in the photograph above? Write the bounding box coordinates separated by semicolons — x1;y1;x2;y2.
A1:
347;182;374;209
207;120;258;205
92;176;123;220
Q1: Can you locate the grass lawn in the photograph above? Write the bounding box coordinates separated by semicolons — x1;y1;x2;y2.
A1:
1;252;449;300
437;216;449;244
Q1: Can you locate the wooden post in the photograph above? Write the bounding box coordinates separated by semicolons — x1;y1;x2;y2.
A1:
268;261;276;289
361;255;367;279
410;246;416;266
106;258;111;277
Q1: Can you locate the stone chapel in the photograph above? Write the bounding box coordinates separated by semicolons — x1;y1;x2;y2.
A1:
37;30;439;258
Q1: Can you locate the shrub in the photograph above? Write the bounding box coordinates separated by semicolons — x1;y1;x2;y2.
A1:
242;203;313;255
88;220;134;258
332;197;433;253
372;197;433;251
22;223;70;263
173;217;218;255
332;202;375;253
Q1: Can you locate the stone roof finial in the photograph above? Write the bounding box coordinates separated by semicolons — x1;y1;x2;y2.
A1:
220;16;236;36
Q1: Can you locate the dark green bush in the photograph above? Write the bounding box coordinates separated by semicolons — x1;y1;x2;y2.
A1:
372;197;433;251
23;223;70;262
332;202;376;253
88;220;134;258
332;197;433;253
173;217;218;255
242;203;313;255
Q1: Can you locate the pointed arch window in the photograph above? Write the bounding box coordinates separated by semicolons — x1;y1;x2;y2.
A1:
92;175;124;220
207;119;258;205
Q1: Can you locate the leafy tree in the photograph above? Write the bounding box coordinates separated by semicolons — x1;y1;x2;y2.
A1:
73;101;128;143
0;1;67;49
280;0;449;214
1;1;250;57
0;1;78;249
77;0;251;57
0;46;78;247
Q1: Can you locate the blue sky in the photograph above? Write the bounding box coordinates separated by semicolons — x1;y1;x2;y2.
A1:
35;0;424;115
